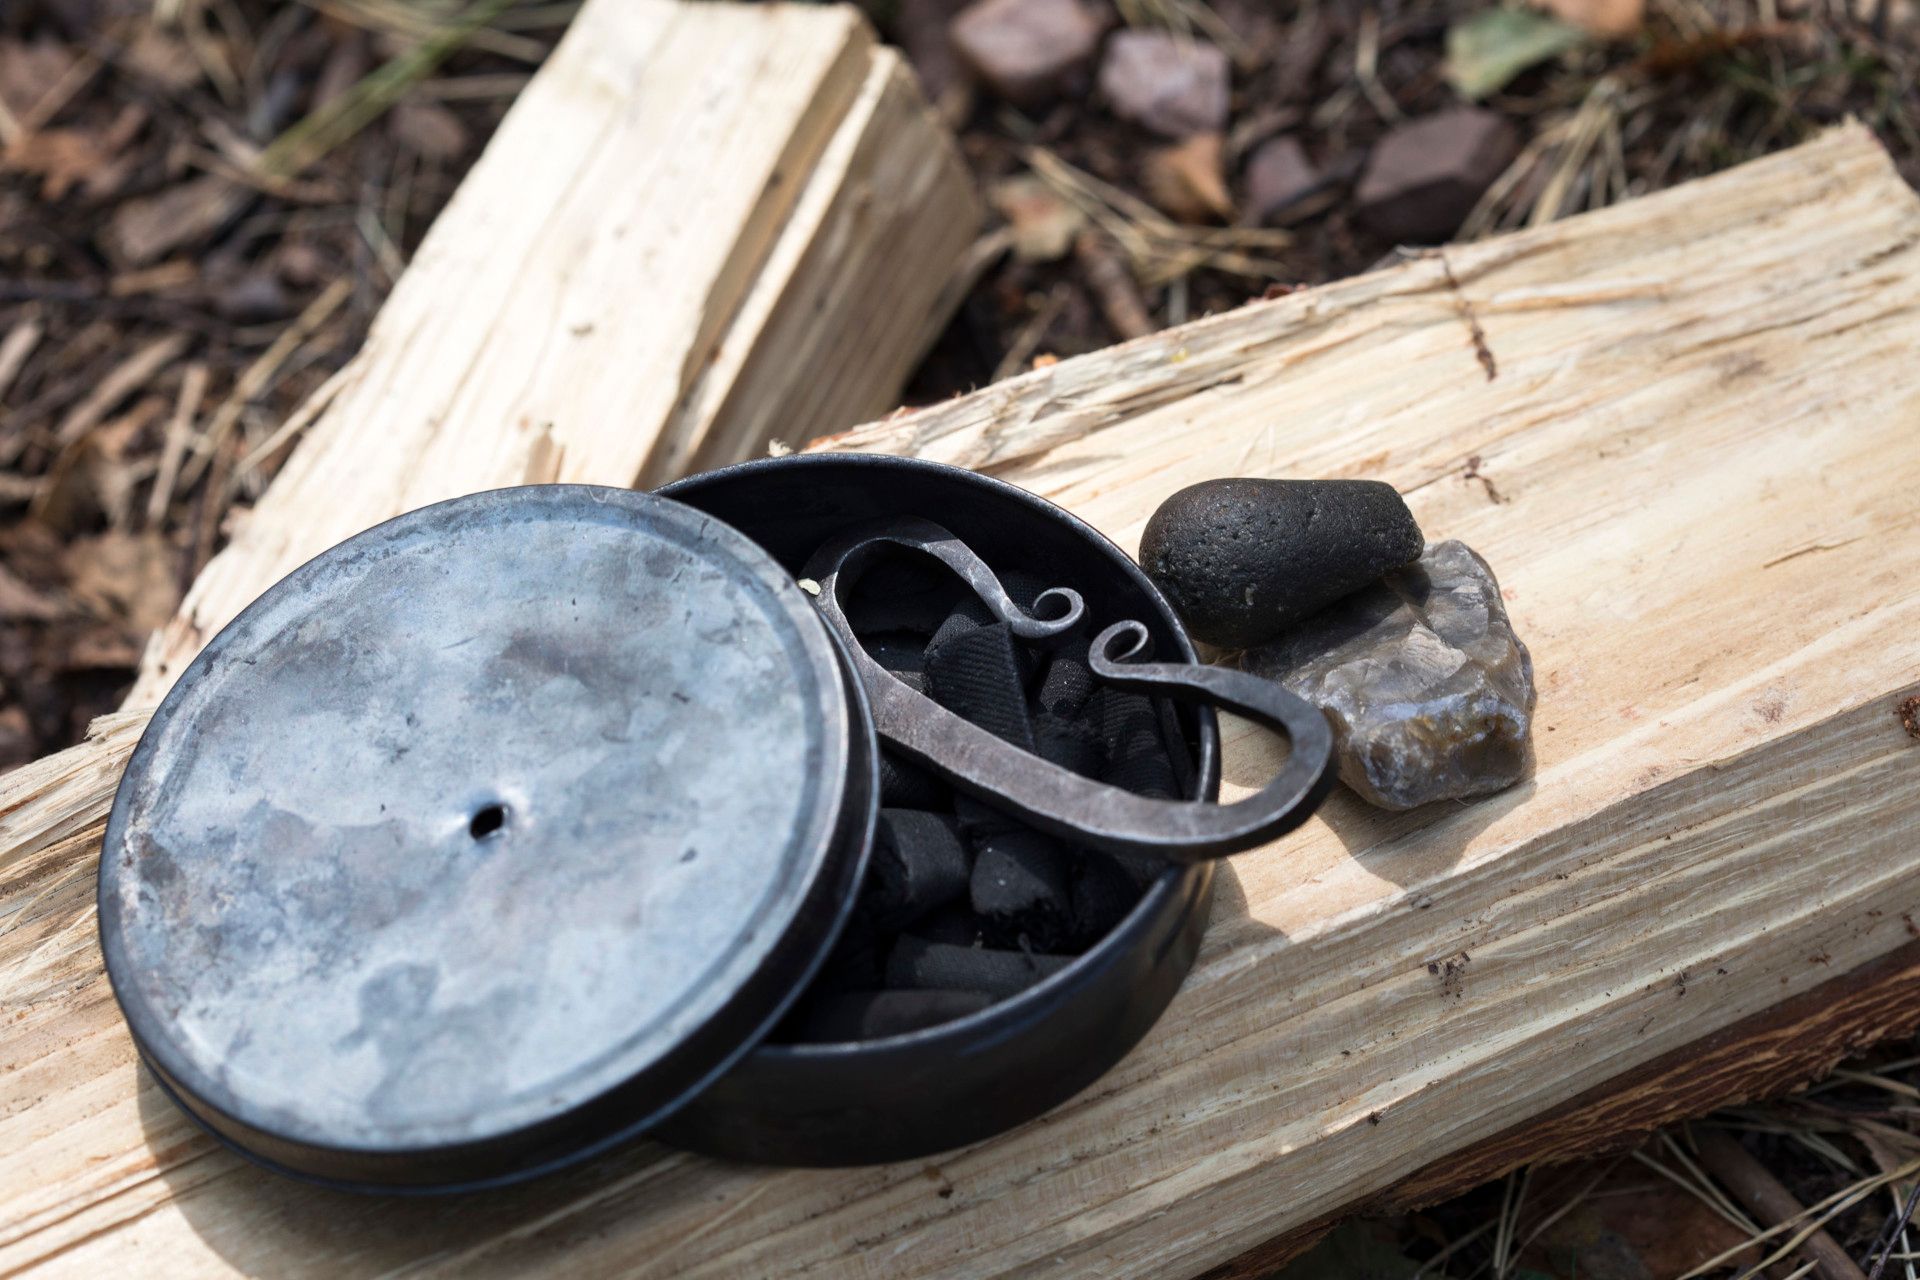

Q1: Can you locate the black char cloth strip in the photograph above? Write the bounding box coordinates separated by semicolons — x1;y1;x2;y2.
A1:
774;546;1191;1044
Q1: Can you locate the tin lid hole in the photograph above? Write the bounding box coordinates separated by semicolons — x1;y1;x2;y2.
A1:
469;803;508;840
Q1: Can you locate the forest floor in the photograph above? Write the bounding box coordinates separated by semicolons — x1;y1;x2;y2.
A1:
2;0;1917;1274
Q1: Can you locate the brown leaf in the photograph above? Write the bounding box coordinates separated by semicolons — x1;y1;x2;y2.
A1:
1522;1164;1762;1280
989;174;1088;263
121;26;203;92
60;625;144;673
4;129;105;201
1533;0;1644;38
1142;132;1234;223
391;99;470;164
0;38;75;122
62;529;179;634
0;559;62;622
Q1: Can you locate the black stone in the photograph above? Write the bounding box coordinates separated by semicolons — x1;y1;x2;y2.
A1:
1137;477;1423;649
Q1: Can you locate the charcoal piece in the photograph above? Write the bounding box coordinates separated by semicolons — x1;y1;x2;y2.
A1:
798;989;997;1042
879;751;949;809
1034;710;1103;778
926;619;1036;751
865;809;971;930
970;830;1072;942
863;631;930;693
886;937;1073;999
1071;853;1143;945
912;903;991;947
953;793;1024;841
1037;645;1097;719
1097;687;1180;799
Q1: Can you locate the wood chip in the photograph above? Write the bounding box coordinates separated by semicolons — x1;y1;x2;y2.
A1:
144;361;208;528
0;314;44;404
52;332;189;445
99;175;249;267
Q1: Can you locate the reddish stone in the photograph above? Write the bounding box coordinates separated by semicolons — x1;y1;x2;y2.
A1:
1098;30;1230;137
949;0;1105;106
1355;108;1520;244
1244;135;1322;222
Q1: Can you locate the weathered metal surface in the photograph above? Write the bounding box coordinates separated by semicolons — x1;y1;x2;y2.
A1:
99;485;866;1187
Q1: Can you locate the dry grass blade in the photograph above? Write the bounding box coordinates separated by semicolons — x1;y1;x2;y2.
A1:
1026;146;1288;286
230;360;357;486
178;277;351;493
0;317;45;405
304;0;557;63
1529;77;1623;228
1491;1166;1529;1277
145;362;209;528
1679;1156;1920;1279
1867;1181;1920;1279
259;0;522;180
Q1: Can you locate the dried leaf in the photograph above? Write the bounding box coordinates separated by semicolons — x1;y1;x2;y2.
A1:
1534;0;1644;39
391;99;468;162
989;174;1088;263
1445;8;1588;100
0;560;62;622
4;129;105;200
1141;132;1235;224
121;26;203;92
62;529;179;634
1521;1168;1763;1280
0;38;75;121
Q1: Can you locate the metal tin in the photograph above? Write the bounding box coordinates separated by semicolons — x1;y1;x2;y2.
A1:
100;456;1226;1186
655;455;1219;1166
99;487;877;1191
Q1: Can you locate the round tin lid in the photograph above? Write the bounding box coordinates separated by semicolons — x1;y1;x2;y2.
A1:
99;485;874;1191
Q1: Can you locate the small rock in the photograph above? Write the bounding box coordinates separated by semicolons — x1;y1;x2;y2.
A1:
1138;478;1424;650
1355;108;1519;244
1241;541;1536;810
1141;132;1234;223
1245;135;1322;222
950;0;1105;106
1098;31;1230;137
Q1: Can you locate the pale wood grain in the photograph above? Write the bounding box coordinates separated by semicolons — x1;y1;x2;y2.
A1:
4;126;1918;1278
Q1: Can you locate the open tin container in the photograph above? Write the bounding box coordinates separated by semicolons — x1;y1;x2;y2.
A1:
98;455;1334;1192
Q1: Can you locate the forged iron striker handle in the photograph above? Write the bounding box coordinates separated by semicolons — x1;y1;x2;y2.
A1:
802;519;1338;863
